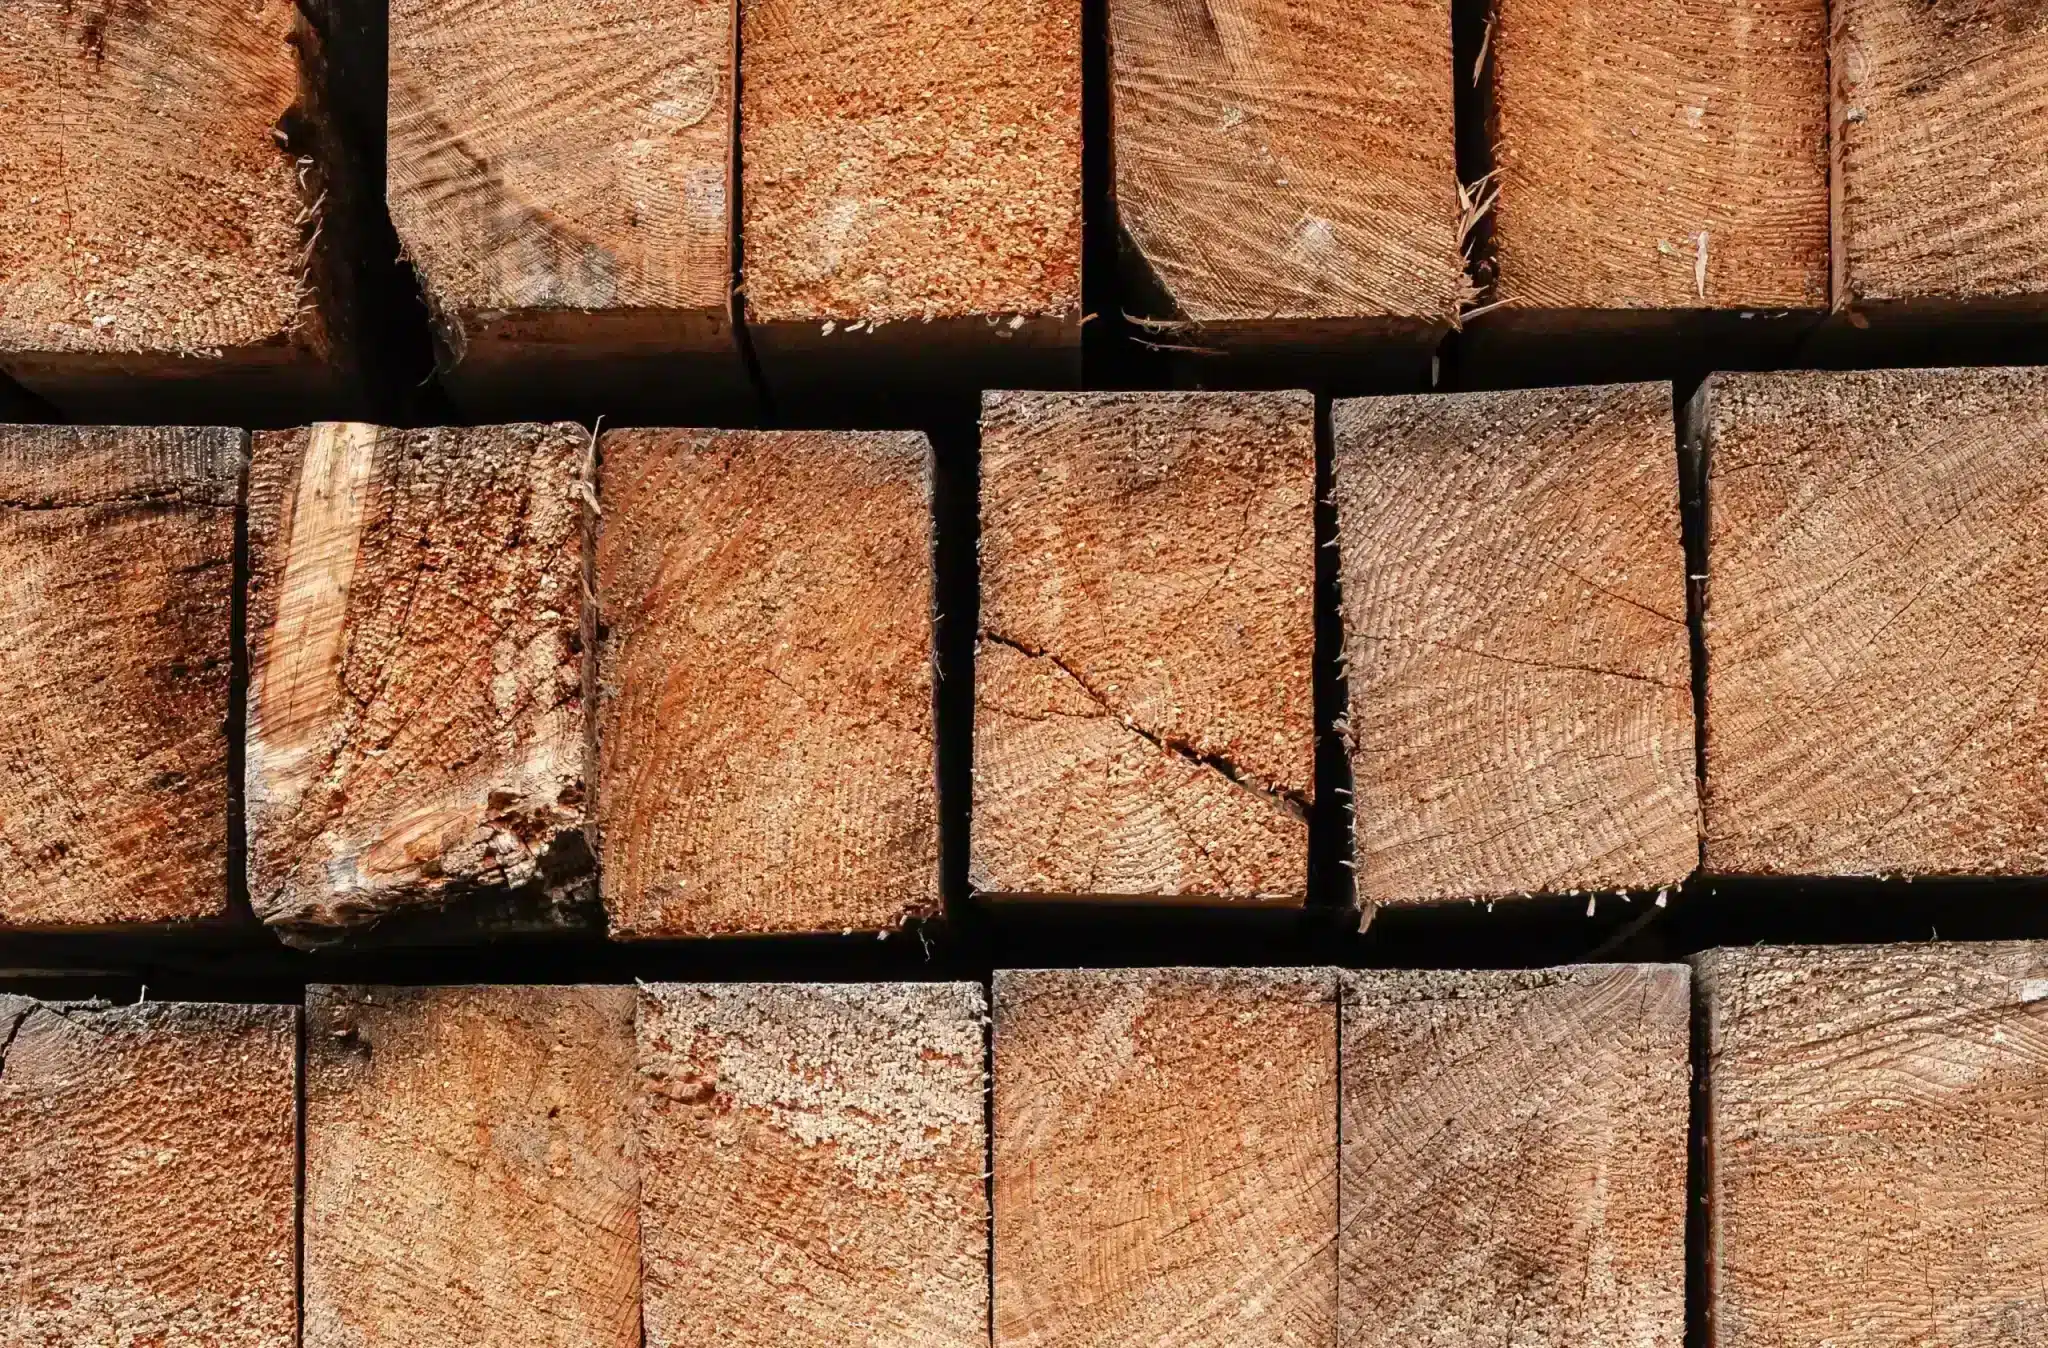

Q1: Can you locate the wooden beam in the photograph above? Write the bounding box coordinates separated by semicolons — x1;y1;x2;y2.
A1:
246;422;592;943
387;0;750;420
1342;966;1689;1347
1696;367;2048;876
0;0;378;421
739;0;1083;398
0;425;240;929
1697;942;2048;1348
596;429;938;937
303;985;641;1348
1832;0;2048;325
1470;0;1828;371
1108;0;1463;382
974;391;1314;904
0;998;298;1347
637;982;987;1348
1333;383;1697;906
993;968;1338;1347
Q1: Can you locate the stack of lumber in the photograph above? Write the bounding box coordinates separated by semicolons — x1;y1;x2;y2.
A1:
8;944;2044;1345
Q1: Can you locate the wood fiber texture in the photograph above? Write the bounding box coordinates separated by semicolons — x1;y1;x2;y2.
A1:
0;425;240;928
1486;0;1829;311
1832;0;2048;308
1698;367;2048;875
597;429;937;937
974;391;1314;902
0;998;298;1348
304;985;641;1348
1341;966;1689;1348
1107;0;1465;331
1697;942;2048;1348
993;967;1339;1348
387;0;738;403
246;422;591;938
739;0;1082;328
0;0;331;396
637;982;988;1348
1333;384;1697;905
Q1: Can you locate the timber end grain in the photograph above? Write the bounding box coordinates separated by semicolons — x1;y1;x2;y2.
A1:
387;0;742;415
0;998;299;1348
1107;0;1465;345
1833;0;2048;310
739;0;1082;373
1698;367;2048;876
1696;942;2048;1348
0;0;364;414
1341;966;1689;1348
973;390;1314;903
303;985;641;1348
0;425;241;928
637;982;988;1348
246;422;592;940
1485;0;1829;314
993;968;1339;1348
1333;384;1697;905
596;429;938;938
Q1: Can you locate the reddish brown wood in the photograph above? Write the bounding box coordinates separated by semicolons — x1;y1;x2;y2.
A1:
637;982;988;1348
596;428;938;937
303;984;641;1348
974;391;1315;903
0;998;299;1348
0;425;240;929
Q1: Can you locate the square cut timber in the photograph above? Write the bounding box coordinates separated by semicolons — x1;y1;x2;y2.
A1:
303;985;641;1348
1332;383;1698;909
388;0;752;421
1108;0;1466;387
0;998;298;1348
1341;966;1689;1348
246;422;593;946
637;982;988;1348
1825;0;2048;351
1696;942;2048;1348
1695;366;2048;876
974;390;1315;905
739;0;1083;404
1463;0;1830;380
597;429;938;938
0;0;392;423
0;426;240;930
993;968;1339;1348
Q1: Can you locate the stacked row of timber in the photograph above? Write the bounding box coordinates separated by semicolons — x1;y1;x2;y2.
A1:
3;0;2043;418
5;362;2048;939
6;944;2044;1345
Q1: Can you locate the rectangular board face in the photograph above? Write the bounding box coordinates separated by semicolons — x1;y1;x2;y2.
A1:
0;999;299;1348
738;0;1082;333
1333;384;1697;905
972;391;1315;903
1698;367;2048;876
387;0;743;415
1486;0;1829;313
303;985;641;1348
0;0;329;407
0;425;241;928
595;428;938;937
636;982;988;1348
1834;0;2048;309
1341;966;1689;1348
1697;943;2048;1348
1108;0;1464;332
993;968;1339;1348
245;422;592;941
